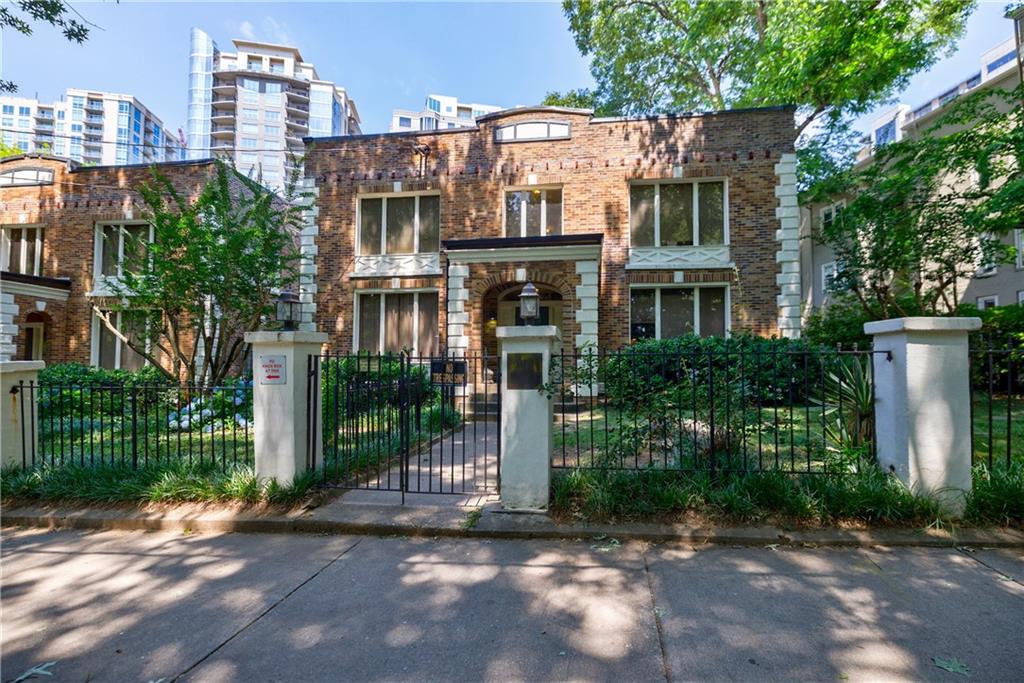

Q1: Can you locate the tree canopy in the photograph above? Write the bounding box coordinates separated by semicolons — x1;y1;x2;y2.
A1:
98;162;303;385
563;0;974;135
1;1;93;93
814;84;1023;318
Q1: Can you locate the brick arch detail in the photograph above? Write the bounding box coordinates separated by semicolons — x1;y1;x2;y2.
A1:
469;268;575;301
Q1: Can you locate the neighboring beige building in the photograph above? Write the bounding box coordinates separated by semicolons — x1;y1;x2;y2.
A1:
0;89;185;165
801;29;1024;314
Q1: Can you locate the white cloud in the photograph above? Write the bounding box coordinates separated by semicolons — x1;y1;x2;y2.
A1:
238;20;255;40
260;17;293;46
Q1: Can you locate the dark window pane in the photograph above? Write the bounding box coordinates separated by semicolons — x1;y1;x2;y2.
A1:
358;293;381;352
504;191;522;236
384;293;415;353
101;225;119;276
660;183;693;246
630;185;655;247
416;292;439;356
122;225;148;275
359;198;382;255
23;228;37;275
545;189;562;235
630;289;656;342
698;182;725;245
8;228;23;273
385;196;416;254
525;190;543;237
660;288;695;339
418;195;440;253
699;287;727;337
97;313;117;369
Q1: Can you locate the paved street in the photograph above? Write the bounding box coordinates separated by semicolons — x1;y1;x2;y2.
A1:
2;527;1023;682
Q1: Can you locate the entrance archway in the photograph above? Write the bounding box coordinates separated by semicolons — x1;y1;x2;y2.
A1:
480;282;564;359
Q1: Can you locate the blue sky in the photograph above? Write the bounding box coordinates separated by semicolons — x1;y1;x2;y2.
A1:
0;1;1013;136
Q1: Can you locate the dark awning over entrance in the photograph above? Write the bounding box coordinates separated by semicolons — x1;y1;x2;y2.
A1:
442;233;603;251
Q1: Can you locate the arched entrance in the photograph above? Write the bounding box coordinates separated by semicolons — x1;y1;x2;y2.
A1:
479;282;564;359
22;311;50;361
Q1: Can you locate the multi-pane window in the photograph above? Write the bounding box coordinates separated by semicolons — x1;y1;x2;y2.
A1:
356;291;439;356
821;262;838;293
242;108;259;120
0;168;54;186
93;310;145;371
358;194;440;255
241;123;258;134
494;121;570;143
629;286;728;341
630;181;726;247
264;111;281;122
504;188;562;237
821;202;845;231
1;226;44;275
96;223;150;279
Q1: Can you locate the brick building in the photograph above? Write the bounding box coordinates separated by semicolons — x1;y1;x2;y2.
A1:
303;105;800;358
0;154;222;367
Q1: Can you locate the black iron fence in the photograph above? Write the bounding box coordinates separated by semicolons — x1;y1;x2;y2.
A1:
549;347;885;476
12;380;254;470
970;345;1023;469
308;352;500;496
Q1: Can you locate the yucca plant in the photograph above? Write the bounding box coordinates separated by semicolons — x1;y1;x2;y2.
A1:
814;355;874;453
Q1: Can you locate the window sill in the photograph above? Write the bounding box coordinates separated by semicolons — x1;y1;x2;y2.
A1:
351;253;442;278
627;246;731;269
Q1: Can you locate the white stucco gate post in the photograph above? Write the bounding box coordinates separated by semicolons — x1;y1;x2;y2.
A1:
1;360;45;469
496;325;558;511
244;330;328;485
865;317;981;516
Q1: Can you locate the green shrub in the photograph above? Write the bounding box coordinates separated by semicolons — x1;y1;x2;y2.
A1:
320;355;434;417
598;334;826;407
803;295;874;349
551;466;948;525
965;464;1024;526
1;461;314;506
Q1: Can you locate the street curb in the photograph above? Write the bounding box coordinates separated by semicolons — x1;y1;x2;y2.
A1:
4;506;1024;548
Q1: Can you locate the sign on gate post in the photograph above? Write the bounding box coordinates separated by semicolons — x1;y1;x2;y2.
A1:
258;354;287;384
430;359;468;386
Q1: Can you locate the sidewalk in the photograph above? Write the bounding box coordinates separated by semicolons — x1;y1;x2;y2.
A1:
2;527;1023;682
5;492;1024;548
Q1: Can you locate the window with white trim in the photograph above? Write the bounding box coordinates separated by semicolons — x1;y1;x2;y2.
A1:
504;188;562;237
629;286;728;342
356;291;439;356
1017;290;1024;305
976;295;999;311
358;193;440;256
0;168;54;186
1015;229;1023;269
494;120;570;143
820;201;845;231
1;226;44;275
630;180;726;247
95;223;151;285
821;261;838;293
92;309;146;370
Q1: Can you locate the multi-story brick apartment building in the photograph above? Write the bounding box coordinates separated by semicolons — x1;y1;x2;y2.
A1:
303;104;800;359
0;154;222;367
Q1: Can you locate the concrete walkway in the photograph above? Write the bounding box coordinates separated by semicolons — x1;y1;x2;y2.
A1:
2;528;1023;682
338;421;499;508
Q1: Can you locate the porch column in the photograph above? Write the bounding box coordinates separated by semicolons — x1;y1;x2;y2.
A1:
447;262;469;358
497;325;558;511
574;260;599;350
865;317;980;516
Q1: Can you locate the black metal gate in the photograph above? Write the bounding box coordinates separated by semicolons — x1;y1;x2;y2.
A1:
306;352;501;499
